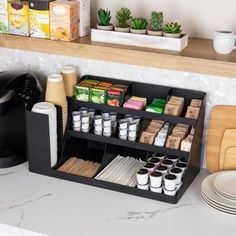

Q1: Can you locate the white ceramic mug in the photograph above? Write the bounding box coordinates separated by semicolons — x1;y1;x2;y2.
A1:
213;31;236;54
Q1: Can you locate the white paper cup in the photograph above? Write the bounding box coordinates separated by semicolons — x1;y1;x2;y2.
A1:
73;126;80;131
137;183;149;191
79;107;88;115
136;168;149;185
82;128;89;133
150;186;163;193
164;187;177;196
103;132;112;137
169;167;183;184
143;163;155;172
150;171;162;188
72;111;80;122
102;112;110;118
73;121;81;128
155;165;168;174
178;157;188;164
95;125;102;132
164;174;177;191
103;117;112;127
128;121;138;131
81;114;89;123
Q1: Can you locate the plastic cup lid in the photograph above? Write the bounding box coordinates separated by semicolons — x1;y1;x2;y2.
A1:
48;74;63;82
61;66;76;74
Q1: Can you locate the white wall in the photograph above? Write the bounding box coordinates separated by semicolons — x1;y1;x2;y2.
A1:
91;0;236;39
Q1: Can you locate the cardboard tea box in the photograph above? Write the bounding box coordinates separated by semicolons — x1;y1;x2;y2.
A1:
0;0;9;33
29;0;54;39
8;0;29;36
77;0;90;37
50;0;79;41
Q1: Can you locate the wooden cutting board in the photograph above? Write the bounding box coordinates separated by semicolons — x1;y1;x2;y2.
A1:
219;129;236;171
206;105;236;173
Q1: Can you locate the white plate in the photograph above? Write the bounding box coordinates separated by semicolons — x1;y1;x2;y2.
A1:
201;172;236;209
214;171;236;198
215;188;236;201
201;194;236;215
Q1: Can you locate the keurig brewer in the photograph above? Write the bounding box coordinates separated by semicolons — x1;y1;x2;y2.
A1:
0;71;42;168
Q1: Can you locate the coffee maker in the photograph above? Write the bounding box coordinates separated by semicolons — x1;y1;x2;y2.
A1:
0;71;42;168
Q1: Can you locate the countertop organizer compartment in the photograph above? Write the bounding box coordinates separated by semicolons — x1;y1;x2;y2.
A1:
26;75;206;204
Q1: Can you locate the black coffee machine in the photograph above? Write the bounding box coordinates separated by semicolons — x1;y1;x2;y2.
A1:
0;71;42;168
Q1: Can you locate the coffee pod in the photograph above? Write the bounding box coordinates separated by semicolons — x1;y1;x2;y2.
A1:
94;115;103;125
164;174;177;191
109;112;117;121
150;186;163;193
143;163;155;172
148;157;160;166
82;128;89;133
95;125;102;132
94;130;102;135
128;136;136;142
79;107;88;115
155;165;168;174
164;187;177;196
81;114;90;123
103;132;112;137
150;171;162;188
176;182;183;191
128;130;136;138
73;126;80;131
119;119;128;129
136;168;149;185
81;122;89;130
137;183;149;191
165;155;178;163
124;114;133;122
103;126;112;133
178;157;188;164
119;128;127;136
61;66;77;97
119;134;127;140
72;111;80;122
161;159;174;168
103;117;112;127
73;121;81;128
153;153;165;160
169;167;183;184
175;162;187;172
102;112;110;118
128;121;138;131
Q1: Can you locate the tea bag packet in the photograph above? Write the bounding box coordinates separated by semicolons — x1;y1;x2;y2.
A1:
164;96;184;116
165;135;182;149
190;99;202;108
140;131;156;144
154;123;169;146
180;135;193;152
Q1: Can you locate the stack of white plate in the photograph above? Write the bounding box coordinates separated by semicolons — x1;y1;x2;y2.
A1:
201;171;236;215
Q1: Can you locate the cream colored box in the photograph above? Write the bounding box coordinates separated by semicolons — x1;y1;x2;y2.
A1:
77;0;90;37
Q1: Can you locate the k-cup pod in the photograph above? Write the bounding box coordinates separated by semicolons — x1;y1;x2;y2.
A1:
82;128;89;133
94;130;102;135
103;131;112;137
176;182;183;191
119;119;128;129
124;114;133;122
155;165;168;174
102;112;110;118
109;112;117;121
79;107;88;115
150;171;162;188
150;186;163;193
137;183;149;191
94;115;103;125
95;125;102;132
103;126;112;133
119;128;127;136
165;155;178;163
103;117;112;127
81;122;89;130
143;163;155;172
153;153;165;160
73;126;80;132
164;187;177;196
136;168;149;185
169;167;183;184
72;111;80;122
148;157;160;166
175;162;187;172
81;114;90;123
128;136;136;142
178;157;188;164
128;130;137;138
128;121;138;131
164;174;177;191
73;121;81;128
161;159;174;168
119;134;127;140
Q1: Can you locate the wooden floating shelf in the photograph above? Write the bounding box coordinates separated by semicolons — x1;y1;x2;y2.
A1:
0;34;236;78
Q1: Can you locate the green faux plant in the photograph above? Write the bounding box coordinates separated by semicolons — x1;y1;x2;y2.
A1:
163;22;182;33
116;7;132;28
150;11;163;31
97;9;112;26
130;17;148;30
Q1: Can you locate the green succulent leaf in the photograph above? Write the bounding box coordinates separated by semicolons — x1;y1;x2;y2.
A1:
131;17;148;30
150;11;163;31
116;7;132;28
98;8;112;26
163;22;182;33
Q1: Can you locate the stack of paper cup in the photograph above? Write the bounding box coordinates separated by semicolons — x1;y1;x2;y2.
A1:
32;102;57;167
61;66;78;97
45;74;68;133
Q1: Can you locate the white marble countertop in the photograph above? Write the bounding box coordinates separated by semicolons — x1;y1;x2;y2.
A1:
0;163;235;236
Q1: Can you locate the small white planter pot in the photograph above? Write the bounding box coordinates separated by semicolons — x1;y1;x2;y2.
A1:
114;26;130;33
130;28;147;35
147;30;163;36
163;32;181;38
97;24;113;31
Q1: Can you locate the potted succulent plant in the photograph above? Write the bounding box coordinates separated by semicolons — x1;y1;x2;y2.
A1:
163;22;182;38
130;17;148;34
97;8;113;31
147;11;163;36
115;7;132;33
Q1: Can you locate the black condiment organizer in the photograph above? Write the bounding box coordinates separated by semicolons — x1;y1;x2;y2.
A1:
26;75;206;204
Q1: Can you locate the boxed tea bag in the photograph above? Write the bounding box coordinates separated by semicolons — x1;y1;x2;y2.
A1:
29;0;54;39
8;0;29;36
50;0;79;41
0;0;9;34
